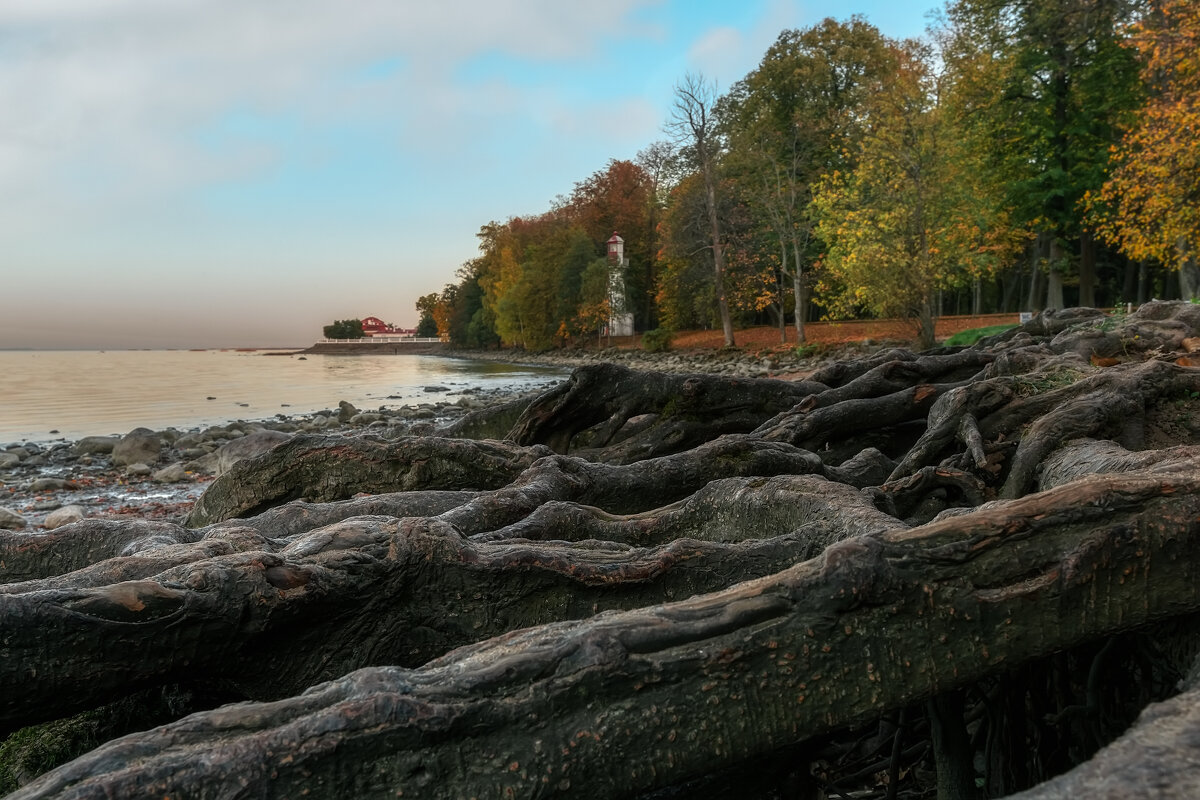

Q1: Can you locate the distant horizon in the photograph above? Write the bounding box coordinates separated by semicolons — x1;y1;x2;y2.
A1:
2;1;939;351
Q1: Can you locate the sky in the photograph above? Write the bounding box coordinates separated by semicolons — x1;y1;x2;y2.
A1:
1;0;940;349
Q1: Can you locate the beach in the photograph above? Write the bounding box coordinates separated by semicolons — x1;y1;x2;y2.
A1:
0;342;865;532
0;354;567;531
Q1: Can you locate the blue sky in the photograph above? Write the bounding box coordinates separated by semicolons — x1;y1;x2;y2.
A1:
0;0;940;349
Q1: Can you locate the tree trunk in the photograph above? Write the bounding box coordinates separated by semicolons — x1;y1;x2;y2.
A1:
792;234;806;343
1079;229;1097;308
1046;238;1066;311
1179;239;1200;301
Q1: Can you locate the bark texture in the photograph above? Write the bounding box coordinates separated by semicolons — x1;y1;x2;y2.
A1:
4;300;1200;798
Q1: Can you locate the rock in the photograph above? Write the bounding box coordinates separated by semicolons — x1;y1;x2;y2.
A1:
43;505;86;530
174;433;205;449
0;452;20;469
73;436;120;456
28;478;67;492
349;413;384;426
0;507;27;530
125;463;153;477
337;401;359;423
5;447;30;460
152;463;190;483
423;385;450;393
212;430;292;476
111;428;162;467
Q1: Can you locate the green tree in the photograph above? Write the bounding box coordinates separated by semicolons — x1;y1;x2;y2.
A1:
812;43;1024;348
414;294;440;338
322;319;364;339
940;0;1143;309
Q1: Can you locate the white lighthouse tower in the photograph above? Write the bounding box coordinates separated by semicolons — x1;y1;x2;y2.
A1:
605;232;634;337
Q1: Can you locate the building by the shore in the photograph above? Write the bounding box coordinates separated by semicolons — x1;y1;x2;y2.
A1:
360;316;416;337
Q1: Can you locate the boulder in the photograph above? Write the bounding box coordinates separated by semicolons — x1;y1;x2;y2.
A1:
337;401;359;423
125;463;153;477
0;452;20;469
0;507;27;530
213;430;292;476
111;428;162;467
43;505;85;530
73;436;119;456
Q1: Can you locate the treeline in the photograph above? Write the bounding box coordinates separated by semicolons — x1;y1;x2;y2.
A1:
419;0;1200;350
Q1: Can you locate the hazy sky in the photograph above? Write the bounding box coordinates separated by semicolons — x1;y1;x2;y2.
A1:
1;0;939;349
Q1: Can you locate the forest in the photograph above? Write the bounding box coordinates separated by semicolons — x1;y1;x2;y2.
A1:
420;0;1199;352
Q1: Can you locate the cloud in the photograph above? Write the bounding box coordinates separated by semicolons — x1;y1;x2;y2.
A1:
0;1;661;235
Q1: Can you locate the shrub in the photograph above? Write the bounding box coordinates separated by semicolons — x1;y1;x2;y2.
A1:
642;329;674;353
943;324;1018;347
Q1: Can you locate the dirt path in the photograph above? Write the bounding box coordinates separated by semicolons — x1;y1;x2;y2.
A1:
616;313;1019;351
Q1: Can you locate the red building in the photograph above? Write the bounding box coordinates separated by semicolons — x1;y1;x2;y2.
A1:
360;316;416;337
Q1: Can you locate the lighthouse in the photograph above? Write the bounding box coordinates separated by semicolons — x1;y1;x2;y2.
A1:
605;232;634;337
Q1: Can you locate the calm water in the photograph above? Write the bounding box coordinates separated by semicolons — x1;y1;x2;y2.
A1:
0;350;567;444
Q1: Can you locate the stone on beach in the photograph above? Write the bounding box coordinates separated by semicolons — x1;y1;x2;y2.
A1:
152;463;190;483
28;478;68;492
0;453;20;469
337;400;359;423
0;507;27;530
42;505;85;530
111;428;162;467
72;436;119;456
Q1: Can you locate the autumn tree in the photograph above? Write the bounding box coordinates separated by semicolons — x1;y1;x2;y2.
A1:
721;17;897;342
666;73;735;347
812;43;1023;349
1091;0;1200;299
562;161;653;329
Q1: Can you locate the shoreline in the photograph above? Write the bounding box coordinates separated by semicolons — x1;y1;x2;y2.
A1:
0;379;554;532
0;341;903;533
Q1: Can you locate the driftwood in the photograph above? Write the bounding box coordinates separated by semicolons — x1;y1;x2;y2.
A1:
3;301;1200;799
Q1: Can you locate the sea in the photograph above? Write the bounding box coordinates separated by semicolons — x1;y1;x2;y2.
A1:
0;350;569;445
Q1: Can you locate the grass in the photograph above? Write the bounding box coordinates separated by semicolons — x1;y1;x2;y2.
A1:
943;324;1019;347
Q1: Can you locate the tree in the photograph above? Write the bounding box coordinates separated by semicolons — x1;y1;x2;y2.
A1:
940;0;1143;309
812;43;1024;348
655;173;720;331
666;73;735;347
575;257;612;344
562;161;653;329
722;17;897;342
1091;0;1200;298
414;294;439;338
321;319;364;339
